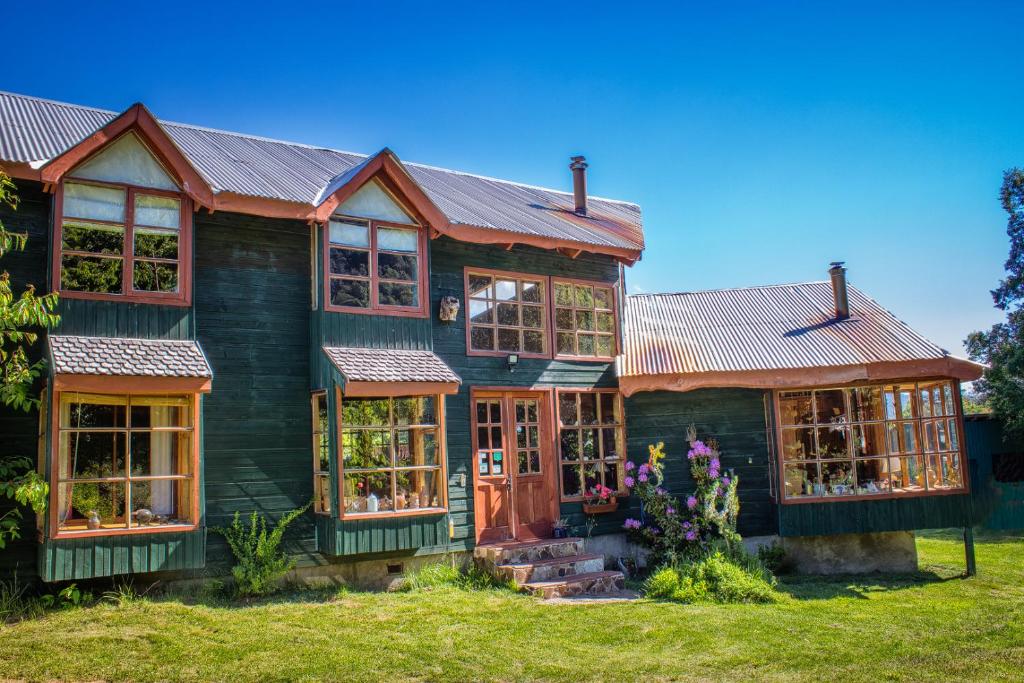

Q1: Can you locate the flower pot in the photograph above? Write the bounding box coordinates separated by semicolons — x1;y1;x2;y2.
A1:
552;526;569;539
582;498;618;515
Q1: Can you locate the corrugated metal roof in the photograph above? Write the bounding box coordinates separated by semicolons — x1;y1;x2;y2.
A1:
0;91;642;252
619;281;962;379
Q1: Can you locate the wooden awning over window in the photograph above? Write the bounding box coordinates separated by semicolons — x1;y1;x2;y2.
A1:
48;335;213;393
323;346;461;397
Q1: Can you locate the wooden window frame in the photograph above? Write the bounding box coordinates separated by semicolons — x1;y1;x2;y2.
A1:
312;391;331;515
774;378;970;505
551;277;620;361
335;387;448;520
463;268;622;361
52;178;193;307
322;217;429;318
555;388;627;501
49;388;201;539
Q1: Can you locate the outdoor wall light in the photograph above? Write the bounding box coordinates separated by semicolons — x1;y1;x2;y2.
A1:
507;353;519;372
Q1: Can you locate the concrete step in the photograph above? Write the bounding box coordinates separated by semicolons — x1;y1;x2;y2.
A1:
474;537;585;567
495;553;606;584
522;570;626;599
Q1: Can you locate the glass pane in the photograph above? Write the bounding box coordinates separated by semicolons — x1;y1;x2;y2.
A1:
850;387;884;421
595;335;614;357
134;194;180;229
395;468;440;509
130;395;191;428
62;221;124;255
491;426;503;448
377;253;417;281
341;429;391;469
855;458;889;494
130;478;192;526
377;227;418;252
492;450;504;475
816;426;849;459
62;182;125;223
59;431;125;479
495;280;517;301
595;311;615;333
943;385;955;416
130;431;190;477
522;281;543;303
134;228;178;259
497;328;520;352
821;460;855;496
600;427;620;460
580;429;599;460
402;430;438;467
599;393;619;424
781;428;815;461
61;254;122;293
468;274;492;299
489;400;501;422
378;282;417;307
62;394;128;428
315;473;331;513
560;429;580;461
583;464;601;493
574;285;594;308
948;419;960;450
555;308;574;331
578;334;596;356
329;220;370;247
469;300;493;324
530;451;541;474
475;401;488;425
579;393;599;425
554;283;574;307
394;397;435;425
342;399;389;426
343;471;392;513
497;302;520;326
329;247;369;276
575;310;594;331
523;330;544;354
477;426;489;449
471;326;495;351
779;391;814;425
926;453;963;490
853;423;886;457
57;482;126;531
556;332;575;354
69;133;178;190
559;393;578;426
561;464;582;497
528;425;540;448
518;451;529;474
330;278;370;308
133;261;179;292
783;463;820;498
922;420;938;453
897;385;917;419
478;451;491;475
888;456;926;493
522;305;543;329
815;390;846;426
594;287;613;309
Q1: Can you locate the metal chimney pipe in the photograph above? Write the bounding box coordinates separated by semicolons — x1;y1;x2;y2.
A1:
569;156;588;215
829;261;850;320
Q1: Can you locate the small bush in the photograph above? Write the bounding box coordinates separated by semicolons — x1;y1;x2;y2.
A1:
399;558;514;592
215;502;310;597
644;551;779;604
644;566;681;599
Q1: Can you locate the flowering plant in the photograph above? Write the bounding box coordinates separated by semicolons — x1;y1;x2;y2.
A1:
622;427;741;565
584;483;616;506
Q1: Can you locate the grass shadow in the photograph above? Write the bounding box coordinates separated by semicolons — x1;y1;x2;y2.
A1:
776;568;962;600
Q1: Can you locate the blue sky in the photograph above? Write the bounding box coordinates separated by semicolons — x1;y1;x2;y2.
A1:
6;1;1021;354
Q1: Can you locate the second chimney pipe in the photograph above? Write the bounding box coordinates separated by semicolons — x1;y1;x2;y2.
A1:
829;261;850;320
569;156;588;215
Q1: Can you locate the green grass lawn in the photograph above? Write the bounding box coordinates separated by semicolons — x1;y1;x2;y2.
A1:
1;530;1022;682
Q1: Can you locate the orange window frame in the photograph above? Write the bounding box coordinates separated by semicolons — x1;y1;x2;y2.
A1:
322;218;429;317
334;387;449;520
551;277;621;361
312;391;331;514
555;388;627;501
48;388;201;539
774;378;970;505
464;268;551;359
52;179;193;307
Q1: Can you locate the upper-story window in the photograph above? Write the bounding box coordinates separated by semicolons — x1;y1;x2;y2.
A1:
56;132;190;305
464;269;620;361
323;180;427;316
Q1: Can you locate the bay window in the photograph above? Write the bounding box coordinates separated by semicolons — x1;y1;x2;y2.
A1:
54;392;197;534
312;392;331;514
778;380;966;501
339;394;446;516
557;390;626;499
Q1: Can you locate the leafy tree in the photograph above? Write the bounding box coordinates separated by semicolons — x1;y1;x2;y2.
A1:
967;168;1024;435
0;170;59;549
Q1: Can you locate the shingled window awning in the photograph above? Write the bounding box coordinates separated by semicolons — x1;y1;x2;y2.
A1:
323;346;461;397
49;335;213;393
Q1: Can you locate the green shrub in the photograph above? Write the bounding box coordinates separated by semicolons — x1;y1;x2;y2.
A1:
215;502;310;597
644;566;681;599
644;551;779;604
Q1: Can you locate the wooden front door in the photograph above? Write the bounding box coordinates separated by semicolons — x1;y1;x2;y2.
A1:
472;391;558;544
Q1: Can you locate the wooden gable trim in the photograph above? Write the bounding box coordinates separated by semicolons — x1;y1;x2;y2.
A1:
52;374;213;394
340;380;460;397
37;103;215;209
310;149;448;230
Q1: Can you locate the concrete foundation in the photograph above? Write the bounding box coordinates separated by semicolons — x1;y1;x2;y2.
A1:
583;533;649;569
782;531;918;574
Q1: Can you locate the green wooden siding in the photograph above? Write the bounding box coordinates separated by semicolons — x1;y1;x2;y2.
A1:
964;416;1024;530
317;514;452;557
195;212;318;568
38;530;207;582
623;389;777;537
56;298;192;340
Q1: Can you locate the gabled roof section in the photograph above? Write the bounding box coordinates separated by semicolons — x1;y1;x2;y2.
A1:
49;335;213;393
0;91;643;262
34;102;215;208
617;281;984;395
323;346;461;397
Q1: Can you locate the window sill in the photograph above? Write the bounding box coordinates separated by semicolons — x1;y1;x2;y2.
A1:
339;507;447;521
553;354;616;363
324;303;428;318
781;487;968;505
466;348;551;360
51;523;200;540
58;289;191;307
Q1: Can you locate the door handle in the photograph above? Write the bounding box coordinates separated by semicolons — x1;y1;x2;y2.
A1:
505;475;512;492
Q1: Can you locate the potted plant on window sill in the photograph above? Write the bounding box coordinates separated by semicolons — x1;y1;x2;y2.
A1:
582;484;618;514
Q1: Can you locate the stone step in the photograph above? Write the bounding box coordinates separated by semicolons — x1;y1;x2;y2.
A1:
522;570;626;599
495;553;606;584
474;537;585;567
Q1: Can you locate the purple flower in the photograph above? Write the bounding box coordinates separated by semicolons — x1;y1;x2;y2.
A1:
637;473;649;483
655;487;667;496
686;495;698;510
665;506;676;515
685;530;697;542
708;466;720;479
625;461;636;472
624;476;635;488
710;457;720;470
722;476;731;486
638;463;650;475
623;518;642;530
683;521;691;529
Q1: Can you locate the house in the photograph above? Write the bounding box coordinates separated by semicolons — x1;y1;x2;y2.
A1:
0;91;985;592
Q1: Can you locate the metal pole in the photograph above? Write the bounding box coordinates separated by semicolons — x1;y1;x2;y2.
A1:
963;527;977;577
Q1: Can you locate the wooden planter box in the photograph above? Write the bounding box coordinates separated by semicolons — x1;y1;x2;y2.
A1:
582;498;618;515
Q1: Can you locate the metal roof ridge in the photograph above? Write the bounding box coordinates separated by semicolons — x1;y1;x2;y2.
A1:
627;280;834;298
